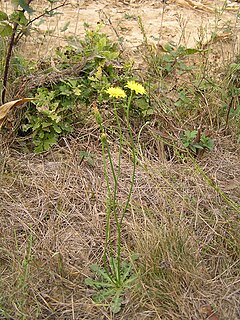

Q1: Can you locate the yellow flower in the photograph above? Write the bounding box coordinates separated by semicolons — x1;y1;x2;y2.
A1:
125;81;146;95
105;87;126;99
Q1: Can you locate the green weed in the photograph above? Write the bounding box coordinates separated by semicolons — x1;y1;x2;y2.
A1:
20;25;135;152
85;258;137;313
85;81;146;313
22;80;81;153
181;129;214;154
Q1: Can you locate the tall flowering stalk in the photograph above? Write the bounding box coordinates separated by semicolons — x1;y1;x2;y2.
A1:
94;81;146;286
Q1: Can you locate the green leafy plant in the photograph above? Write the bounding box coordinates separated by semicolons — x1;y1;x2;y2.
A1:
138;16;203;80
159;43;200;77
19;25;136;152
85;258;137;313
22;79;81;153
174;88;193;109
65;23;133;103
0;2;31;39
181;130;214;153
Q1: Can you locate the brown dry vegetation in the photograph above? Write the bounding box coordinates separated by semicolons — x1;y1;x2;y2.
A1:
1;131;240;319
0;1;240;320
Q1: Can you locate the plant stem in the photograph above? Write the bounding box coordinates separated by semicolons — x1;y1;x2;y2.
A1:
1;0;34;104
100;131;116;285
113;100;124;285
1;22;18;104
120;91;136;225
14;1;70;44
103;137;122;284
99;92;137;286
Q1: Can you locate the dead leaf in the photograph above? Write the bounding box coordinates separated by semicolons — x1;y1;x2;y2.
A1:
0;98;33;129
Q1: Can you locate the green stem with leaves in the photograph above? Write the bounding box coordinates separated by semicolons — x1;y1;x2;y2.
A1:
97;92;137;286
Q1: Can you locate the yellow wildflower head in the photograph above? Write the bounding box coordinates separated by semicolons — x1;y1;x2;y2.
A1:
105;87;126;99
125;81;146;95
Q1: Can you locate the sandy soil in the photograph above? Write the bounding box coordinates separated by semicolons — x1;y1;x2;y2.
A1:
2;0;238;59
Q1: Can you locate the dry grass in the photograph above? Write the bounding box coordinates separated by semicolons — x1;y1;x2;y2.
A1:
0;132;239;319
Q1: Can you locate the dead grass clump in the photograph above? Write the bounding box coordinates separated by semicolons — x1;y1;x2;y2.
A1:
128;137;240;319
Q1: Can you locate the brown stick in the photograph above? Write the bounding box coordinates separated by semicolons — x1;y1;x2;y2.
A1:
1;0;34;104
224;96;234;130
1;22;18;104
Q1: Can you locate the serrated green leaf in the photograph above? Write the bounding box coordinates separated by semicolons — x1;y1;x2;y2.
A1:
121;264;132;282
34;143;44;153
85;278;113;289
0;22;12;37
90;264;113;282
124;274;138;288
18;11;28;25
9;11;28;25
9;11;19;23
90;263;101;272
200;136;214;150
53;124;62;133
192;144;204;150
93;288;116;303
111;292;123;314
0;11;8;21
48;113;61;122
41;122;52;128
182;141;190;147
32;121;41;131
163;43;175;52
101;51;119;60
85;277;100;288
39;131;45;139
43;135;57;150
184;130;197;139
73;87;81;96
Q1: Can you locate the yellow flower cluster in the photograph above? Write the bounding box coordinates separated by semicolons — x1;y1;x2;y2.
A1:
105;87;126;99
105;81;146;99
125;81;146;95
